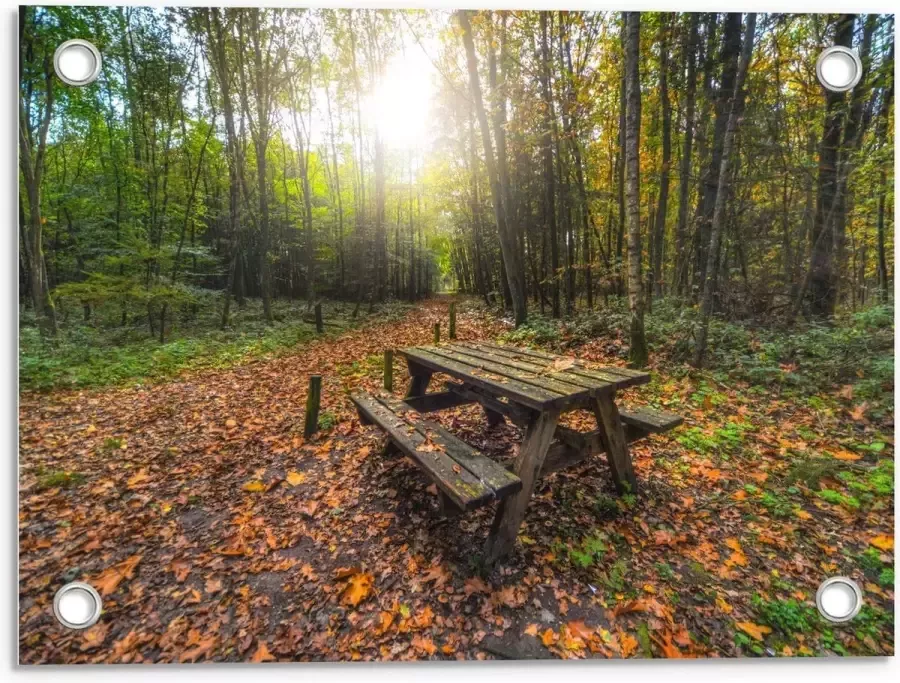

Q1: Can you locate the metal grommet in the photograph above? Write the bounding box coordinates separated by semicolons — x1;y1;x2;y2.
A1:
816;576;863;623
53;581;103;630
816;46;863;93
53;39;102;87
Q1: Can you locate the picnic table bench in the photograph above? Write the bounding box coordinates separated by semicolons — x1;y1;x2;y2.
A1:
351;341;682;563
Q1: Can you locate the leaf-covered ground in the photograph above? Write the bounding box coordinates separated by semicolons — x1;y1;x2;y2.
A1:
19;297;894;663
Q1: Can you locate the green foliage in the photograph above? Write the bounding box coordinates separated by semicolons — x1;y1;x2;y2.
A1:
817;489;861;509
317;411;337;431
19;299;356;391
751;595;819;635
35;470;86;491
500;315;563;346
565;532;608;569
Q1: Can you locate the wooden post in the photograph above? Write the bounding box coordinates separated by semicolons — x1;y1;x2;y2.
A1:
314;303;324;333
433;323;440;344
449;302;457;339
304;375;322;438
383;349;393;392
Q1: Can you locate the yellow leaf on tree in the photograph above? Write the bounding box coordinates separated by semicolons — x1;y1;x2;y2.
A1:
286;471;306;486
870;535;894;551
735;622;772;641
242;480;266;493
341;572;373;607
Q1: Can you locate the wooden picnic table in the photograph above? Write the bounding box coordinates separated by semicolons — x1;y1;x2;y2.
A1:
395;341;655;564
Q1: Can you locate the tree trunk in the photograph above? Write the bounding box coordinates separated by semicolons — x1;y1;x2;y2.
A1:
694;13;756;368
457;10;527;325
624;12;648;367
674;13;698;296
539;12;560;318
806;15;856;318
652;17;672;300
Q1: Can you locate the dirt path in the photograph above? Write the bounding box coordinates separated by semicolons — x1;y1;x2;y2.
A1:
18;298;894;662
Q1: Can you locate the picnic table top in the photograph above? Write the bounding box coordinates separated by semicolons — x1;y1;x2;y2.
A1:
397;341;650;411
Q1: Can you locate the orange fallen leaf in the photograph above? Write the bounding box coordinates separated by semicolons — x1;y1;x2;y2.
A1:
567;620;594;641
411;634;437;656
179;635;217;663
250;640;276;663
870;535;894;551
619;632;639;658
242;480;266;493
341;572;373;607
286;470;306;486
735;622;772;641
127;469;150;488
541;628;557;647
831;449;861;461
524;623;539;637
80;623;109;651
90;554;142;596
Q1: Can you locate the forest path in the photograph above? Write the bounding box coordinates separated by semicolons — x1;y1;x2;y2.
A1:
18;298;894;662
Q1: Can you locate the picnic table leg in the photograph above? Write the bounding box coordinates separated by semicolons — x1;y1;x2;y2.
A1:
482;406;505;428
483;408;560;565
404;359;433;399
593;392;638;494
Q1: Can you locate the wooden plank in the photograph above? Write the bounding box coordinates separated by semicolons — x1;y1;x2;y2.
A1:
398;348;561;410
350;393;493;510
420;346;591;404
446;343;611;394
473;342;650;388
593;393;638;494
620;406;683;433
484;408;560;565
378;396;522;498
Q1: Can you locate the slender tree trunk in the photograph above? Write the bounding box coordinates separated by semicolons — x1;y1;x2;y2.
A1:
694;13;756;367
457;10;527;325
806;15;856;318
652;17;672;300
674;13;698;296
624;12;648;367
539;12;560;318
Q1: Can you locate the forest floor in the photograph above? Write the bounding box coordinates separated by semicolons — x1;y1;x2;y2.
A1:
18;296;894;663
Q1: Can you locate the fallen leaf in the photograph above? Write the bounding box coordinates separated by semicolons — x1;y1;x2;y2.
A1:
524;623;539;637
242;480;266;493
831;449;861;461
411;634;437;656
870;535;894;551
250;640;276;663
735;622;772;641
286;470;306;486
541;628;557;648
90;554;142;596
341;572;373;607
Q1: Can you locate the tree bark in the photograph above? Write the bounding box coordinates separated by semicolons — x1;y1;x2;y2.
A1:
652;17;672;300
624;12;648;367
674;13;698;296
457;10;527;325
694;13;756;368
